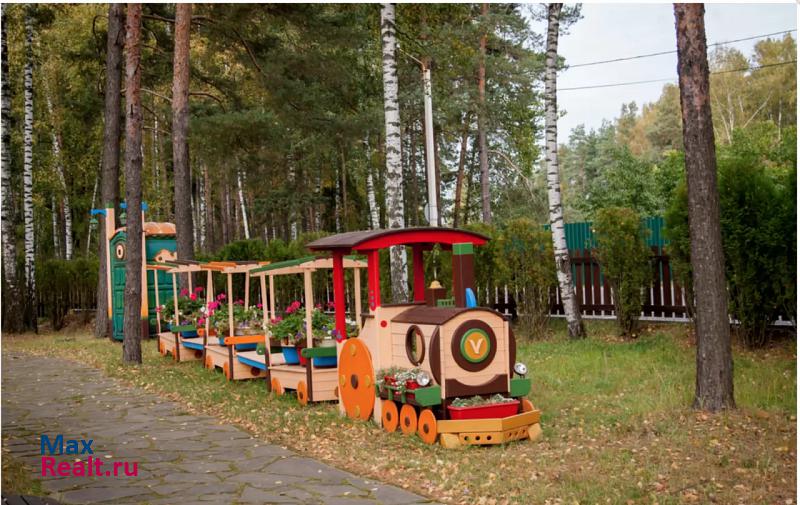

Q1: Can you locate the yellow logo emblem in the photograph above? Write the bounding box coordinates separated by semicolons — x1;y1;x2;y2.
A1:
460;329;491;363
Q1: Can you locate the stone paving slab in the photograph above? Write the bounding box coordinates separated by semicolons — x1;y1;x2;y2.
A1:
2;352;436;505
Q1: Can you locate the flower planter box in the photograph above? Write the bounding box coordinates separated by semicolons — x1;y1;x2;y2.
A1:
281;346;301;365
447;400;520;420
180;329;198;338
312;356;337;368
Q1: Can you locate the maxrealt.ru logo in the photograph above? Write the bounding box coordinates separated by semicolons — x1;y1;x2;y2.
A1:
40;435;138;477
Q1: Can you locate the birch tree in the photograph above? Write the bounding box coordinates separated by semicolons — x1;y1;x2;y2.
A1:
45;94;73;259
173;3;194;268
236;168;250;239
674;3;734;411
364;136;379;230
544;3;584;339
380;3;409;302
22;5;36;330
96;2;124;338
1;4;23;332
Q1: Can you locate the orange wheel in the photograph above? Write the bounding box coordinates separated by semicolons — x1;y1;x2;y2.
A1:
297;380;309;406
172;348;178;361
417;409;438;445
338;339;375;420
223;362;230;380
382;400;399;433
204;355;212;369
159;341;165;356
271;377;283;395
399;404;417;435
521;398;535;412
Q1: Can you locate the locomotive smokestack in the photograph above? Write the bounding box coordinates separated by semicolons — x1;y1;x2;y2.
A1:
452;243;476;308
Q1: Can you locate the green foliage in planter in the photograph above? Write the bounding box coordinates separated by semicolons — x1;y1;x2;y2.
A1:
36;257;98;330
592;208;652;337
494;218;555;339
451;394;516;407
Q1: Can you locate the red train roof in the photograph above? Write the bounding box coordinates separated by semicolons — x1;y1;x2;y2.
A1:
306;227;489;252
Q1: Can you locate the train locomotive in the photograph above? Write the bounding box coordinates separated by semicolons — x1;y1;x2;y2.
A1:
308;228;541;448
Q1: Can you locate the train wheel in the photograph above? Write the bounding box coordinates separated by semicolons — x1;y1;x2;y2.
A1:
271;377;283;396
204;355;213;369
417;409;438;445
381;400;399;433
223;362;230;380
521;398;535;412
297;380;309;406
194;350;203;359
159;342;165;356
338;339;375;421
399;404;417;435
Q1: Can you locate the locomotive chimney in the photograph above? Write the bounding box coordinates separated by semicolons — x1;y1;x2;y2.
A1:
452;243;476;308
426;280;447;307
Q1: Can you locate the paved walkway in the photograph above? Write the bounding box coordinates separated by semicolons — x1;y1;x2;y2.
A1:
2;352;434;505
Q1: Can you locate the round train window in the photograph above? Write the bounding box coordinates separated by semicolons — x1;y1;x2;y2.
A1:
405;326;426;366
115;243;126;260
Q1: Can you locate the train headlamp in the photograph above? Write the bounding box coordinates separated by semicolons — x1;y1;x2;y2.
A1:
514;362;528;377
416;371;432;387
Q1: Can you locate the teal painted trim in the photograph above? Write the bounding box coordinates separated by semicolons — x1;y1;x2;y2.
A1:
412;385;442;407
181;340;204;351
171;324;196;332
453;243;473;255
301;346;337;359
510;377;531;397
237;355;268;370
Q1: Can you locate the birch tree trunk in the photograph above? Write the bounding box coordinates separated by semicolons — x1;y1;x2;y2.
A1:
545;4;584;339
478;2;491;224
674;4;734;412
364;135;379;230
96;3;124;338
86;175;98;256
172;3;194;270
236;168;250;239
45;94;73;259
199;163;206;249
380;3;408;302
123;3;144;364
1;5;22;332
22;6;36;330
51;196;60;257
453;115;470;228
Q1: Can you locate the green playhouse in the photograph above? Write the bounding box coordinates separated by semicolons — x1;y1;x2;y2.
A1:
98;203;177;341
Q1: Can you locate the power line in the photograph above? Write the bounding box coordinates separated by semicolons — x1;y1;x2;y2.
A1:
559;59;796;91
568;29;796;69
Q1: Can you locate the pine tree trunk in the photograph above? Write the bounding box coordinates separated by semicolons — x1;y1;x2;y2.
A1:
96;3;124;338
22;6;37;331
674;4;734;412
478;2;491;224
364;135;379;229
1;3;22;333
123;3;144;364
545;3;584;339
45;95;73;260
380;3;408;302
453;115;470;228
172;3;194;268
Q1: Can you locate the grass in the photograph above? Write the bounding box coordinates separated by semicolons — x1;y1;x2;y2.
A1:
3;320;796;505
2;436;44;497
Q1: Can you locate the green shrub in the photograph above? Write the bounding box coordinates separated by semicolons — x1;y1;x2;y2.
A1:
663;180;694;319
495;218;556;339
592;208;652;336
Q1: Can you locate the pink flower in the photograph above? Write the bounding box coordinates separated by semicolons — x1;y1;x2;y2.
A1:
256;303;263;309
271;316;283;324
234;299;244;306
180;288;190;296
190;293;197;301
197;317;206;325
217;293;227;301
194;286;204;293
326;301;335;309
315;303;322;309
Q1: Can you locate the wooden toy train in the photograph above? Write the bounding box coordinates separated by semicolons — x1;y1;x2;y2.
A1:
305;228;541;447
108;223;541;448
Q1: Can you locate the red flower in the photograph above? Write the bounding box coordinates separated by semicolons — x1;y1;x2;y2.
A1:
194;286;204;293
180;288;190;296
217;293;227;301
190;293;197;301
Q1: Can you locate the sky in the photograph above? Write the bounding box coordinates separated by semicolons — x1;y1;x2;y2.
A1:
533;3;797;138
